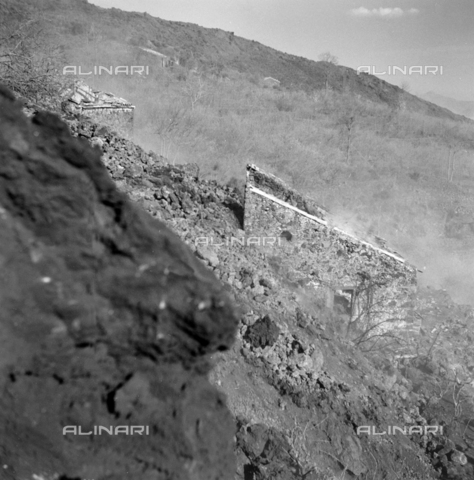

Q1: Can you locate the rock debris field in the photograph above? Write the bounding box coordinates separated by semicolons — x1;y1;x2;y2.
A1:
1;87;473;479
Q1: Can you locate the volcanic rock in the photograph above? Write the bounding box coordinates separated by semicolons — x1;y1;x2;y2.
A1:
0;85;237;480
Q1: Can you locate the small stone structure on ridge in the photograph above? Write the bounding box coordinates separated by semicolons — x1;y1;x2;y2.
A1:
61;81;135;138
263;77;281;88
244;164;419;337
137;47;179;68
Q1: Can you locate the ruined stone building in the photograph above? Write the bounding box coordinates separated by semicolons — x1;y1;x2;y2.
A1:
61;81;135;138
244;164;419;337
137;47;178;68
263;77;281;88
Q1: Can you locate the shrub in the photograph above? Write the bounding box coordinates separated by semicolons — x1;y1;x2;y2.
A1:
274;94;294;112
70;21;86;35
0;10;68;110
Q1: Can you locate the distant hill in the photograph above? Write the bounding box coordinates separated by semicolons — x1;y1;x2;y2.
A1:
1;0;472;124
420;91;474;120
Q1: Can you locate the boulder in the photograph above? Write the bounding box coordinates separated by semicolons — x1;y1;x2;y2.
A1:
244;315;280;349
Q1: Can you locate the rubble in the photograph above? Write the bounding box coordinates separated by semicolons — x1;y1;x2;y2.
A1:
9;90;474;478
61;81;135;137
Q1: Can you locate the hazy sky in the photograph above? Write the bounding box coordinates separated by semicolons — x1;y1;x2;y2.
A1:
89;0;473;100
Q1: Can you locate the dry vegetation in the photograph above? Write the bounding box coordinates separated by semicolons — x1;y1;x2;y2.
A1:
89;66;474;296
1;0;474;303
0;2;68;109
3;3;474;477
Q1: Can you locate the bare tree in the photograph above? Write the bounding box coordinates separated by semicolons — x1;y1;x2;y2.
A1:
446;147;466;183
339;113;356;163
339;276;414;354
0;8;67;109
400;81;411;93
284;414;329;479
318;52;339;94
154;103;188;160
318;52;339;65
450;367;473;423
183;72;208;110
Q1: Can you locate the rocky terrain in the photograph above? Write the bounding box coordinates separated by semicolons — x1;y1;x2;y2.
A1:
2;87;474;479
63;103;474;479
0;86;237;480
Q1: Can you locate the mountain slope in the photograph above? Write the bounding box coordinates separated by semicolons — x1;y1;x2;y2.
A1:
3;0;474;303
420;91;474;120
2;0;472;123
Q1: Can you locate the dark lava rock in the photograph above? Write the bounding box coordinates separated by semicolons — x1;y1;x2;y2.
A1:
236;423;298;480
0;85;237;480
244;315;280;349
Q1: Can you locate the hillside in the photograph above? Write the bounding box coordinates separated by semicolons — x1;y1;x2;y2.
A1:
1;87;473;479
57;97;474;480
3;0;474;477
1;0;472;123
5;0;474;478
2;0;474;306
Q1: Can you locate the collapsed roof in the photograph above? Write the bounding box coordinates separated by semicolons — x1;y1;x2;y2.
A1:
61;81;134;110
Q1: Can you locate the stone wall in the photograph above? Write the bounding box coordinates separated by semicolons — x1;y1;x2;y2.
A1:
246;163;328;220
137;47;178;68
61;82;135;138
244;164;419;336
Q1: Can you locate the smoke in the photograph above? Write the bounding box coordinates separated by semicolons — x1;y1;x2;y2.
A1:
62;38;474;309
329;204;474;306
411;241;474;305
